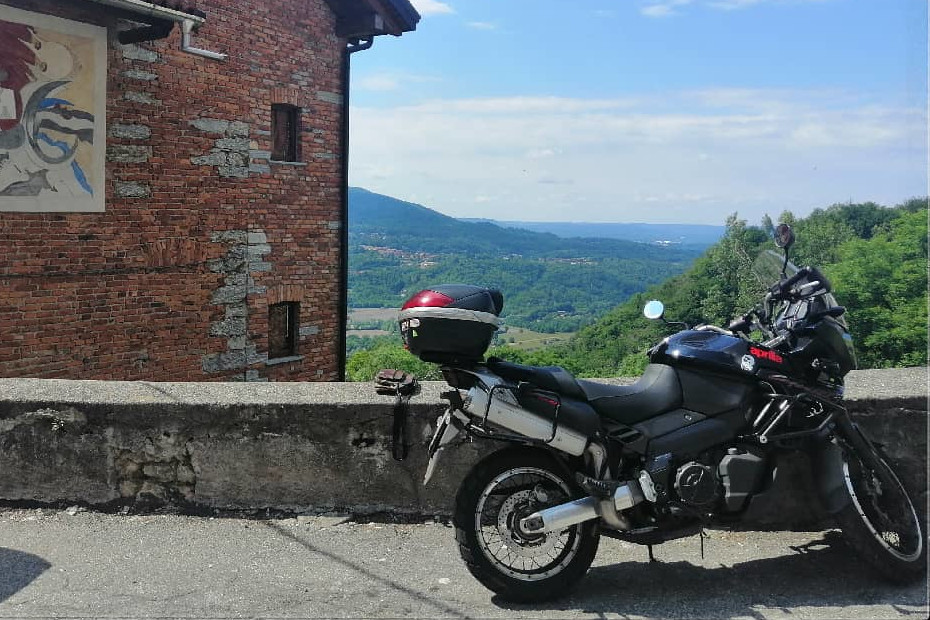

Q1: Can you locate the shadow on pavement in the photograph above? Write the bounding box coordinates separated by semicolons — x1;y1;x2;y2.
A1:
0;547;51;603
493;532;928;618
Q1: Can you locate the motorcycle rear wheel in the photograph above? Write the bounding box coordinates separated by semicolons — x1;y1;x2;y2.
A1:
453;448;600;602
834;445;926;583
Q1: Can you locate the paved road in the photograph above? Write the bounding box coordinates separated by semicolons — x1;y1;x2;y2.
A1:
0;508;926;619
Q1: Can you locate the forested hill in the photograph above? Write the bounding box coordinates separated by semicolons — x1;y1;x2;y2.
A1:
499;198;928;375
471;220;725;250
348;188;704;332
349;187;699;260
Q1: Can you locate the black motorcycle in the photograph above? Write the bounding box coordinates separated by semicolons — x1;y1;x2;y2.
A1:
398;223;925;602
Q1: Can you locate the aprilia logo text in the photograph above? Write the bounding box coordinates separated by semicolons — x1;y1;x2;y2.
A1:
749;347;783;364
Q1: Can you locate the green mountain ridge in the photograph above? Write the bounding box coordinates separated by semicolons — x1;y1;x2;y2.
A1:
347;187;705;332
349;187;701;260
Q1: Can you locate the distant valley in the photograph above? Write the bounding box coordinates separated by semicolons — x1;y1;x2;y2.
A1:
470;220;725;249
348;188;706;332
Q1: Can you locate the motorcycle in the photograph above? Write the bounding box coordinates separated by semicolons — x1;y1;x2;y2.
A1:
398;223;926;602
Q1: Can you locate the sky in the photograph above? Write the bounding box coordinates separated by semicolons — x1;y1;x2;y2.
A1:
348;0;928;225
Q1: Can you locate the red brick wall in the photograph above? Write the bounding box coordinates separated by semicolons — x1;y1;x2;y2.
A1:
0;0;346;381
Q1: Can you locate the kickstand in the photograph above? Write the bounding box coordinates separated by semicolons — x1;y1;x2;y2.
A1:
699;529;706;560
647;544;657;563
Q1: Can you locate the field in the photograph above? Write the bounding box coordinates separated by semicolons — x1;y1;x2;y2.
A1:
496;326;574;352
348;308;398;323
346;308;396;337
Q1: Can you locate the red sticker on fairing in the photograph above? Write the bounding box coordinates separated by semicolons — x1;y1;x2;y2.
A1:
750;346;783;364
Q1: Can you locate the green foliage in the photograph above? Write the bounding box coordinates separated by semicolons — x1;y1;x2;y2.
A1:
826;209;928;368
347;195;928;379
346;334;396;356
554;199;928;376
345;340;444;382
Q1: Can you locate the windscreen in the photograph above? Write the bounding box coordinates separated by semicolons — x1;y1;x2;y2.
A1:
751;249;798;287
754;250;848;330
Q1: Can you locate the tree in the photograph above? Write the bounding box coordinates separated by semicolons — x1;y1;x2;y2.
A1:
346;341;444;381
827;209;928;368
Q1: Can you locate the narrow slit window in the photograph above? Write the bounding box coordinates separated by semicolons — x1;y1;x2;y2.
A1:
269;302;299;359
271;104;301;162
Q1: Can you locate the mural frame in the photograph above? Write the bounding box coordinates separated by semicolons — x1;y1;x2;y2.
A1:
0;5;107;213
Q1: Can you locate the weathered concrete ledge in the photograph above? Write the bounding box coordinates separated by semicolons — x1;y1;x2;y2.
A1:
0;368;926;527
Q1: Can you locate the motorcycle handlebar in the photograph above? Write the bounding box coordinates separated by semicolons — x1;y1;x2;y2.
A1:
770;267;810;298
769;266;832;302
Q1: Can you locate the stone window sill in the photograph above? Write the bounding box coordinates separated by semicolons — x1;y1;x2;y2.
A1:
269;160;307;167
265;355;304;366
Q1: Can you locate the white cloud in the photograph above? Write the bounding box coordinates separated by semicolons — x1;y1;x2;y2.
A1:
705;0;835;9
354;72;442;92
409;0;455;16
526;148;560;159
405;96;644;115
356;75;400;92
349;90;925;224
466;21;498;30
705;0;763;9
642;0;835;18
641;0;693;18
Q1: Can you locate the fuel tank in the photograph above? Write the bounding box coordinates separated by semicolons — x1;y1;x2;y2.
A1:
651;329;788;378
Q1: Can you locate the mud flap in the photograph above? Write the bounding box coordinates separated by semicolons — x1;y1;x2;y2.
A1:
810;440;851;515
423;407;470;485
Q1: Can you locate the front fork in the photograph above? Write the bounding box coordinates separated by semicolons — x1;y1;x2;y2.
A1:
810;408;889;515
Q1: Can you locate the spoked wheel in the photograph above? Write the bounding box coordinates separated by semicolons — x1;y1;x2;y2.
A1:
453;449;599;602
834;445;926;583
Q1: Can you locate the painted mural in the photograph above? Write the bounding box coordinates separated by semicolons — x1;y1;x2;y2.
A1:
0;6;106;212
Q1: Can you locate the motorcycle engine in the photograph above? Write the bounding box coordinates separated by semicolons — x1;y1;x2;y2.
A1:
674;461;721;508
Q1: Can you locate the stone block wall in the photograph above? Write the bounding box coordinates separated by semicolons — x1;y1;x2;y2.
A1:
0;368;925;528
0;0;345;382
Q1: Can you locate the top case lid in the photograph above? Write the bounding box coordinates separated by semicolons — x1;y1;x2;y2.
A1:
402;284;504;316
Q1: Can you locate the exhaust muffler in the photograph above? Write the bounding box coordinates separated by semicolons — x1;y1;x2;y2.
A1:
519;481;644;536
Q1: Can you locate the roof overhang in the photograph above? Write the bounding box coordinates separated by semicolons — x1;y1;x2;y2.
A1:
77;0;224;59
84;0;207;26
324;0;420;39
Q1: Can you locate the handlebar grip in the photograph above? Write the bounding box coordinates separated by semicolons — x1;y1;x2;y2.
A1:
781;267;809;290
792;280;821;297
809;267;831;293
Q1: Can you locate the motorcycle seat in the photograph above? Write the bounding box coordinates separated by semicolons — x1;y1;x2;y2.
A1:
486;357;587;401
577;363;683;424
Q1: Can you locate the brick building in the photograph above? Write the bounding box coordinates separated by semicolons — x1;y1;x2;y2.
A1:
0;0;418;381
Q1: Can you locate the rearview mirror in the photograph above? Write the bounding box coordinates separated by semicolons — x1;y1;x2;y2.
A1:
774;223;795;249
643;300;665;320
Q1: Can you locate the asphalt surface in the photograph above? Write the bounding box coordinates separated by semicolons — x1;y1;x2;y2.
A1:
0;508;926;619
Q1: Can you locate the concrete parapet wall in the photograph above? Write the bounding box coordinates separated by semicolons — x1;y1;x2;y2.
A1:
0;368;926;526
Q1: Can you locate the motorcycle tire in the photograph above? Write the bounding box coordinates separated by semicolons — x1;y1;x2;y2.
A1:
453;447;600;602
834;444;927;583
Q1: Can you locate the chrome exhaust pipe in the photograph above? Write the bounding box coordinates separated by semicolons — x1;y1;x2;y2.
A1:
519;496;599;535
520;482;644;536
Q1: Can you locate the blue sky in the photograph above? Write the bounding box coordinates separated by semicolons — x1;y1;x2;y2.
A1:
348;0;927;225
